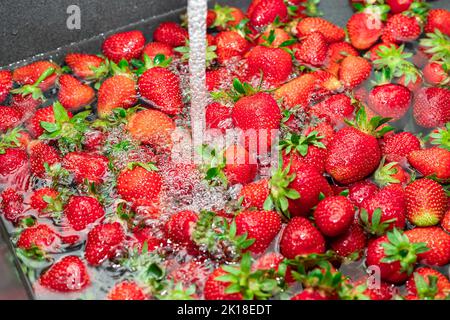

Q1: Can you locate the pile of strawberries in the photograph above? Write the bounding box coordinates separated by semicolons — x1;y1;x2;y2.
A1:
0;0;449;300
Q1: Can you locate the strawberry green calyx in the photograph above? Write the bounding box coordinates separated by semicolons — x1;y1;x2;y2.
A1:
215;253;284;300
420;30;450;65
211;78;262;102
345;106;394;138
280;131;325;157
360;208;397;236
175;40;217;68
198;144;228;186
211;4;237;29
0;127;24;154
157;282;196;300
292;262;345;297
405;1;430;21
230;18;252;40
429;123;450;151
286;251;338;274
413;273;439;300
373;157;401;187
381;228;429;275
11;67;56;101
16;245;47;262
131;54;172;76
92;105;145;129
127;161;159;172
301;0;323;17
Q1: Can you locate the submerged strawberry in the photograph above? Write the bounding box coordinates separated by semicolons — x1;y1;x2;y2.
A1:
39;256;90;292
102;30;145;63
64;196;105;231
85;222;125;266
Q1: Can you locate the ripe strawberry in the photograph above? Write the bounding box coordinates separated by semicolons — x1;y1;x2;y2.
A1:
339;56;372;89
405;178;447;227
28;140;61;178
165;210;198;247
205;102;232;131
257;27;290;47
203;267;243;300
142;42;174;60
11;94;41;119
413;87;450;128
28;105;73;138
12;61;60;91
58;74;95;111
138;67;183;115
64;196;105;231
97;75;137;118
85;222;125;266
347;12;384;50
0;70;12;103
280;216;326;259
293;32;328;67
153;22;188;47
215;31;250;64
368;84;412;120
206;67;230;91
235;210;282;254
39;256;90;292
117;163;162;210
348;180;379;207
374;161;410;187
246;46;292;86
425;9;450;36
382;14;421;44
442;210;450;233
0;106;23;132
132;225;162;252
381;131;421;163
209;4;245;30
239;178;270;209
330;221;367;258
291;290;330;300
108;281;147;300
127;109;175;151
386;0;414;14
325;42;359;76
248;0;288;29
274;73;317;109
314;196;355;237
405;267;450;299
64;53;107;80
221;144;257;185
408;147;450;180
30;187;58;212
0;146;28;183
17;224;60;252
309;94;355;126
63;152;109;184
405;227;450;266
1;189;24;222
102;30;145;63
296;17;345;43
423;62;449;86
303;122;335;147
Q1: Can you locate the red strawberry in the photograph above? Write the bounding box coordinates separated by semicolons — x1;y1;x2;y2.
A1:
0;70;12;103
303;122;335;147
405;227;450;266
314;196;355;237
209;4;245;30
408;147;450;180
63;152;109;184
203;268;243;300
64;196;105;231
425;9;450;36
165;210;198;247
274;73;317;109
248;0;288;29
102;30;145;63
325;42;359;76
257;27;290;47
108;281;147;300
221;144;257;185
309;94;355;125
382;14;421;44
30;188;59;215
65;53;107;80
12;61;60;91
1;189;24;222
153;22;188;47
28;105;73;138
347;12;384;50
97;75;137;118
11;94;41;119
57;74;95;111
205;102;232;131
330;221;367;258
293;32;328;67
368;84;412;120
142;42;174;60
291;289;331;300
442;209;450;233
381;131;421;163
423;62;449;86
235;210;282;254
296;17;345;43
39;256;90;292
132;225;162;252
28;140;61;178
206;67;230;91
239;178;270;209
214;31;250;64
405;178;447;227
85;222;125;266
374;161;410;187
386;0;414;14
280;216;326;259
17;224;60;252
246;46;292;86
0;106;23;132
413;87;450;128
348;180;379;207
339;56;372;89
405;267;450;299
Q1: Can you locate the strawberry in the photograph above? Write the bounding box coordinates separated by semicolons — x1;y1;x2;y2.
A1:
248;0;288;29
108;281;147;300
274;73;317;109
325;107;391;185
1;189;24;222
339;56;372;89
325;42;359;76
220;144;257;185
405;267;450;300
368;84;412;120
117;163;162;210
442;209;450;233
63;151;109;184
17;224;60;252
165;210;198;247
330;221;367;259
303;122;335;147
239;178;270;209
235;210;282;254
11;94;41;119
405;178;447;227
405;227;450;266
374;161;410;187
132;225;162;252
85;222;125;266
97;75;137;118
101;30;145;63
39;256;90;292
347;12;384;50
280;216;326;259
203;267;243;300
153;22;188;48
293;32;328;67
64;53;107;80
413;87;450;128
30;188;59;215
423;62;449;86
0;106;23;132
348;180;379;207
408;147;450;180
12;61;60;92
386;0;414;14
425;9;450;36
57;74;95;111
309;94;355;126
215;31;250;64
28;140;61;178
314;196;355;237
365;229;428;283
206;67;230;91
28;105;73;138
64;196;105;231
142;42;174;60
127;109;175;151
246;46;293;86
205;102;232;131
209;4;245;30
381;131;421;163
0;70;12;103
296;17;345;43
257;27;291;47
382;13;421;44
